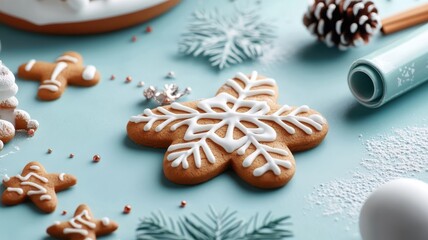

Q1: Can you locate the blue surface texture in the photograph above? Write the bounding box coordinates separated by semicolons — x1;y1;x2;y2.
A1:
0;0;428;239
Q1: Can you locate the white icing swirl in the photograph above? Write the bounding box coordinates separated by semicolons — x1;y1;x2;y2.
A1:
82;65;96;80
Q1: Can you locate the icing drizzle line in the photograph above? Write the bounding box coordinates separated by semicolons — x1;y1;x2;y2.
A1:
59;173;65;181
39;62;67;92
64;210;96;236
130;71;326;177
56;55;78;63
6;168;51;201
25;59;36;71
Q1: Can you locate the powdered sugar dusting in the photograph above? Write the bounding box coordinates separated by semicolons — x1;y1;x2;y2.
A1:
307;126;428;222
258;43;291;67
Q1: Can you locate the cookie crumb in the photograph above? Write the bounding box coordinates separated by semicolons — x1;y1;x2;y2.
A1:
125;76;132;83
47;148;53;154
92;154;101;162
61;210;67;215
69;153;75;159
180;200;187;208
131;35;137;42
110;74;116;80
145;26;152;33
123;205;132;214
27;129;35;137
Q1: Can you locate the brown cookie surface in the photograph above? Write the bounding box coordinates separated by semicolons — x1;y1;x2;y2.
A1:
17;51;100;101
127;71;328;188
1;161;77;213
47;204;118;240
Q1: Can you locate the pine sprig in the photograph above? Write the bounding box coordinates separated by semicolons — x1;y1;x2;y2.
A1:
136;207;292;240
237;213;293;240
179;8;276;69
136;212;188;240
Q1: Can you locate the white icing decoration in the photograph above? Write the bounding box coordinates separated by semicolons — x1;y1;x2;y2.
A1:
59;173;65;181
368;4;375;12
3;174;10;182
40;194;51;201
25;59;36;71
130;71;325;177
84;238;93;240
101;217;110;226
54;221;61;225
63;228;89;236
9;172;51;200
39;85;59;92
56;55;78;63
67;0;90;11
39;62;67;92
21;181;47;196
0;0;169;25
82;65;96;80
42;80;62;87
16;172;48;183
64;209;96;236
7;187;23;195
30;165;40;170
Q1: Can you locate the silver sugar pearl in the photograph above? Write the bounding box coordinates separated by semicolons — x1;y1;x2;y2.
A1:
166;71;176;79
137;81;145;87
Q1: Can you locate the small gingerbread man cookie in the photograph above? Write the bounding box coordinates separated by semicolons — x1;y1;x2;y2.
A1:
127;71;328;188
47;204;119;240
1;162;77;213
0;61;39;149
18;51;100;101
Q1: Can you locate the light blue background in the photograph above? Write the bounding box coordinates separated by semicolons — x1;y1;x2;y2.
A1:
0;0;428;239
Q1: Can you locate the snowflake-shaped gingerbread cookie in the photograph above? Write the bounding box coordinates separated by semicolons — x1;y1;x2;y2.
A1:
127;72;328;188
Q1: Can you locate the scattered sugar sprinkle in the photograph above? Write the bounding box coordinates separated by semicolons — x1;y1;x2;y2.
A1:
0;144;20;159
307;126;428;223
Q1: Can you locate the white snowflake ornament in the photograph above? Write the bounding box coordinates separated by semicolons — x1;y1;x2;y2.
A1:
127;72;328;188
179;9;276;69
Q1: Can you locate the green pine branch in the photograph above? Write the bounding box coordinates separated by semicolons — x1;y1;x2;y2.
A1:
136;207;292;240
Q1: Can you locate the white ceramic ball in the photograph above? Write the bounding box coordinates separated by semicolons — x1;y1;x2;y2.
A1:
66;0;90;11
360;178;428;240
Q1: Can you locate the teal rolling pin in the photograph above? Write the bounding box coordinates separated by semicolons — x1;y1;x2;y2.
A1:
348;24;428;108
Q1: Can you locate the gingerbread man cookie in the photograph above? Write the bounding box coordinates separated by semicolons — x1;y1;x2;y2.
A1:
127;71;328;188
0;61;38;149
47;204;118;240
1;162;77;213
18;51;100;101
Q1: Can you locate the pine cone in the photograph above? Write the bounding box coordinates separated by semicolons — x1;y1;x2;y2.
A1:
303;0;381;50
